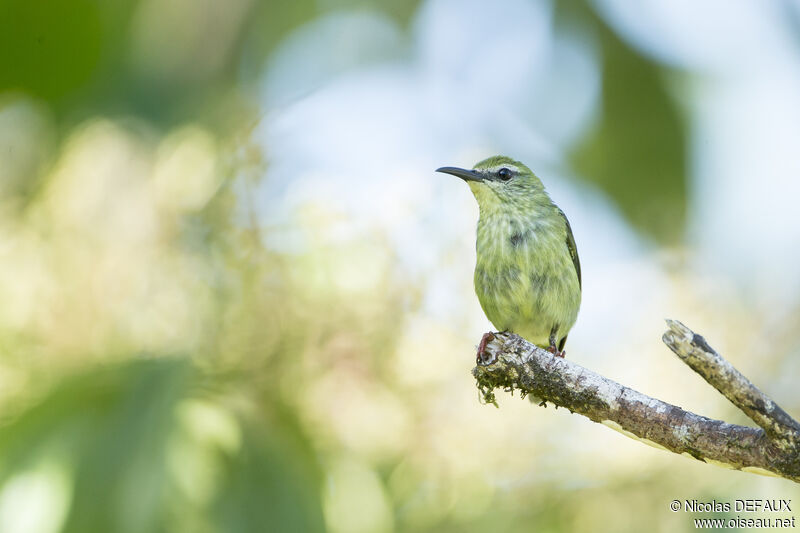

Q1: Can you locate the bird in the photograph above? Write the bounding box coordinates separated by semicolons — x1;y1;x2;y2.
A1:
437;155;581;360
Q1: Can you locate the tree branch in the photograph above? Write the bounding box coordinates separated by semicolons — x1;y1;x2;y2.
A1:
472;321;800;482
662;320;800;451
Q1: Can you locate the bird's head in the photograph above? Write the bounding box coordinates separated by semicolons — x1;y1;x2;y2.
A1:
436;155;547;214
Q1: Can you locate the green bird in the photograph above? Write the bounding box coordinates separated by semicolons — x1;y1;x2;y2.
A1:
437;155;581;359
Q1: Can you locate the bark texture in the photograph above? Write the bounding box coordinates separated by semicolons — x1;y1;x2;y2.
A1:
473;320;800;482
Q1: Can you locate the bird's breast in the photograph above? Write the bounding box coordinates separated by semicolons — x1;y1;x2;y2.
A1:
475;214;556;261
473;212;580;340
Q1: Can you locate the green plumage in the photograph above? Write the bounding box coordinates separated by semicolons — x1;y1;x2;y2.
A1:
439;155;581;352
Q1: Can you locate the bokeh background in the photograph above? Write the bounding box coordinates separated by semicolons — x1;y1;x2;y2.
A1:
2;0;800;531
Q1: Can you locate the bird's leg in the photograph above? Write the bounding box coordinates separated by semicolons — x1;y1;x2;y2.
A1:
548;331;566;358
477;331;496;363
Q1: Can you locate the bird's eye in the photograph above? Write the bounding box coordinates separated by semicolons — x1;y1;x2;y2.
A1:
498;168;512;181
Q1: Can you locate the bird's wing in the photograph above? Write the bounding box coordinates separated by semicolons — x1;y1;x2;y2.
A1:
558;208;581;289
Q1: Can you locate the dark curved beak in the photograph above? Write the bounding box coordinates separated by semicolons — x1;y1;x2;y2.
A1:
436;166;483;182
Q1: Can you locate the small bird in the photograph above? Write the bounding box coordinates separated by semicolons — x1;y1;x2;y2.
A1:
437;155;581;359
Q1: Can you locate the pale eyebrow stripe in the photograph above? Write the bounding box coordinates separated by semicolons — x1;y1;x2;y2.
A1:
485;164;520;173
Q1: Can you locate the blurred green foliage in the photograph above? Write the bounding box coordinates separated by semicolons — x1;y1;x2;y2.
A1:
0;358;325;533
562;1;687;243
0;0;421;131
0;108;332;530
0;0;103;103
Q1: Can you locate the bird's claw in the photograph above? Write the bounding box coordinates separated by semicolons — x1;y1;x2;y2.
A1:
477;331;497;365
547;345;566;358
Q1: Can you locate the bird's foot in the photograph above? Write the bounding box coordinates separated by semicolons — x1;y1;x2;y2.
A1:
547;344;566;358
477;331;497;364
